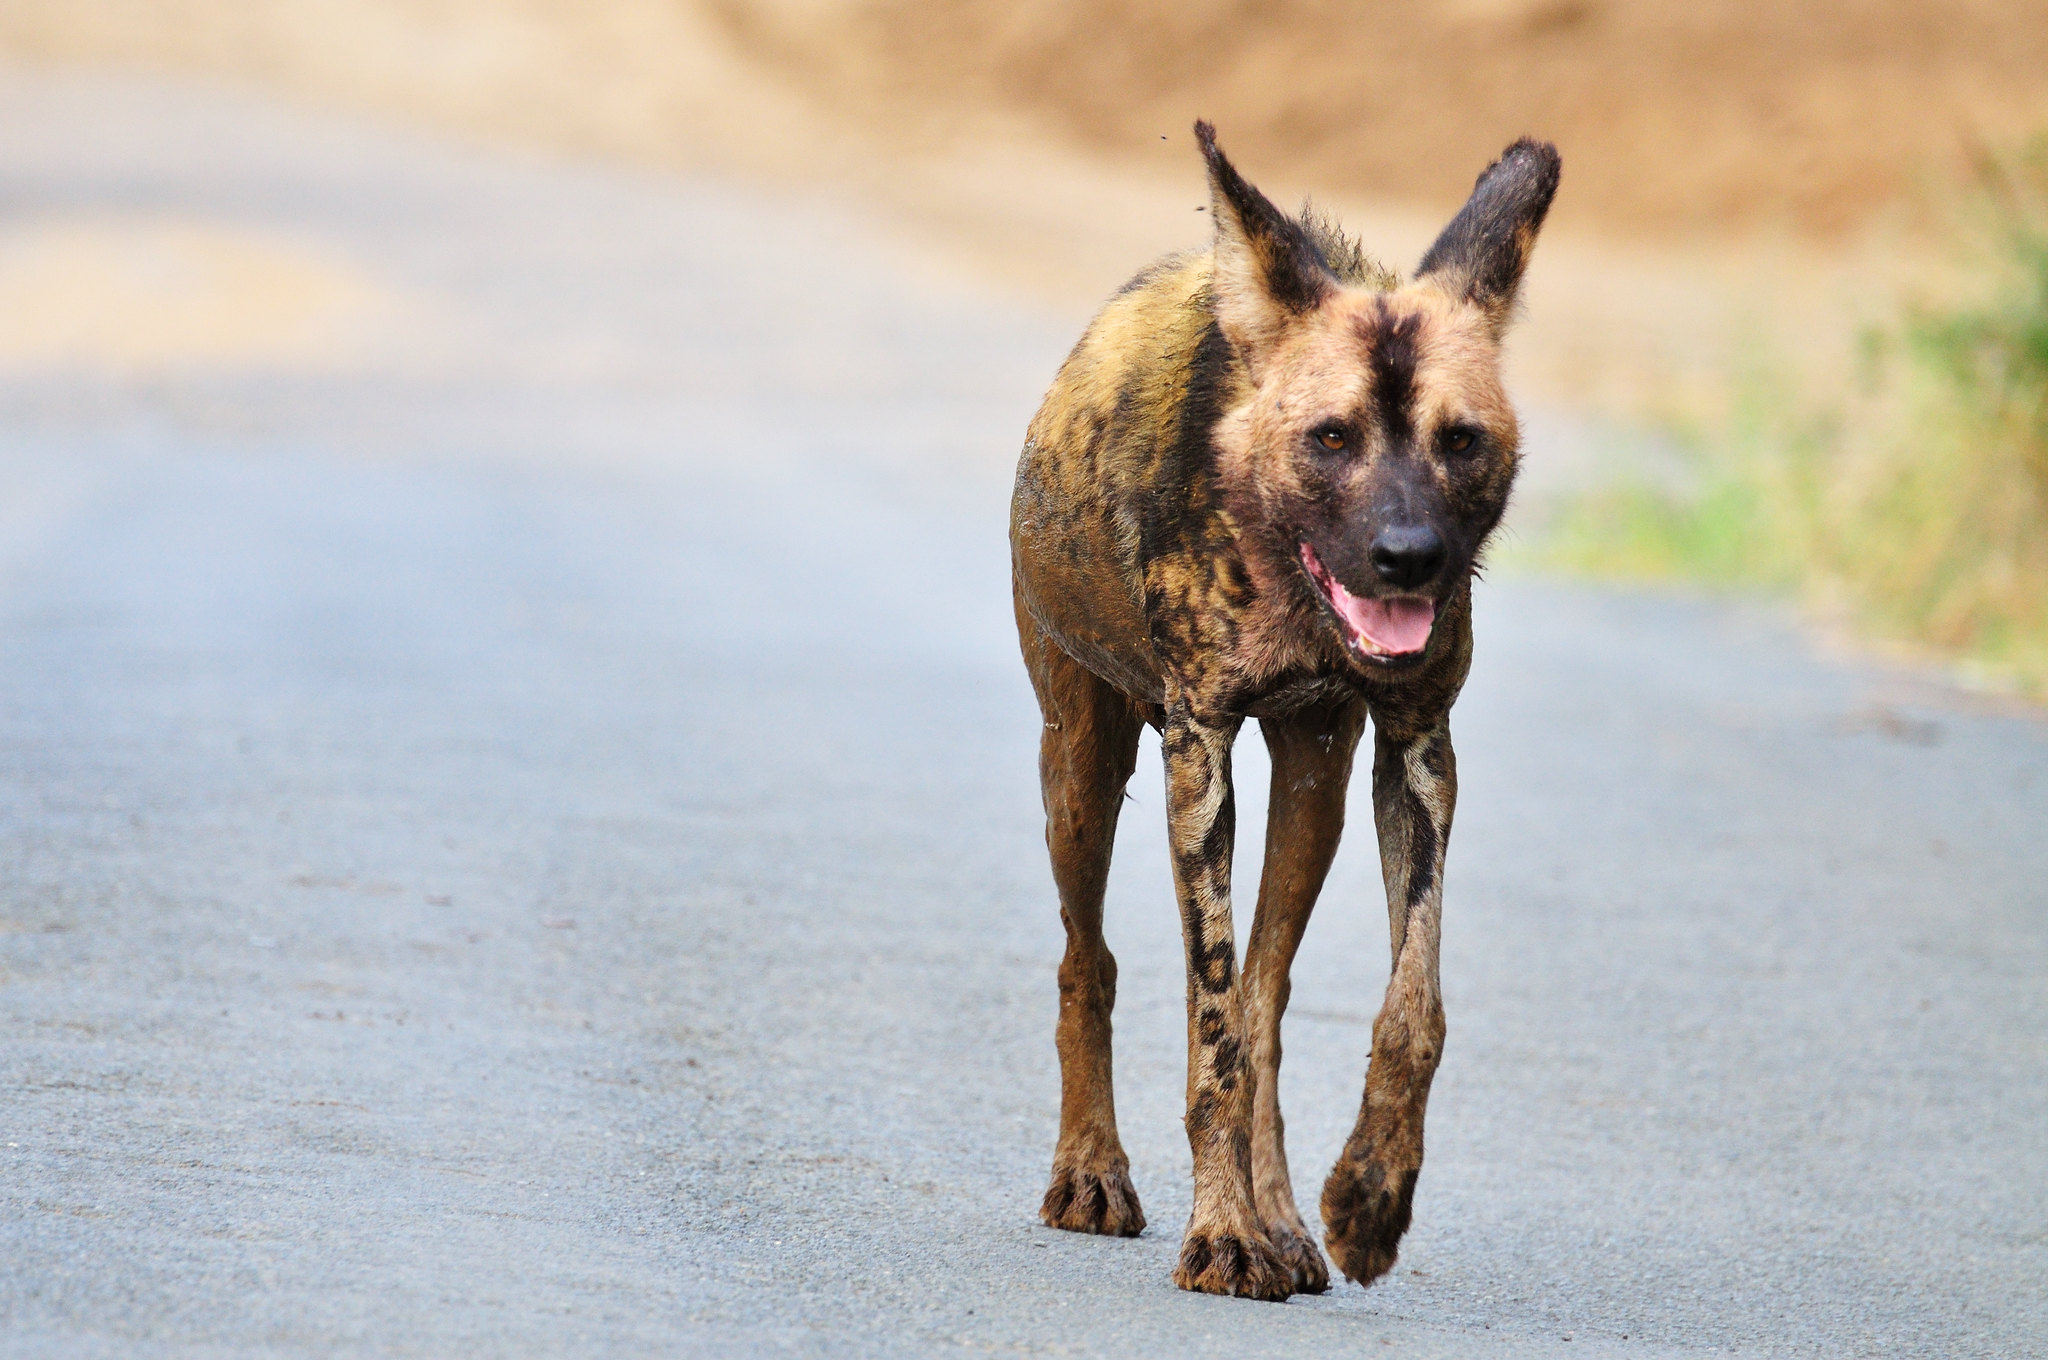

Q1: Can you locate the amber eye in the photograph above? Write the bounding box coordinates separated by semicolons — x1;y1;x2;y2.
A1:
1315;427;1347;452
1442;427;1476;455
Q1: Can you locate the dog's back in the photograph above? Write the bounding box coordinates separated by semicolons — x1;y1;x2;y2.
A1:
1012;220;1397;707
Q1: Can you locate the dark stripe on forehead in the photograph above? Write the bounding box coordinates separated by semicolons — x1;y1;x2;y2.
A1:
1361;298;1421;446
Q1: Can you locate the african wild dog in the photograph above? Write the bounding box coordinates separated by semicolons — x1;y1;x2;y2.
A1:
1010;122;1558;1300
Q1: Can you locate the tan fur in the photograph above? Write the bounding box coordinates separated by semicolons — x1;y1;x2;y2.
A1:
1013;125;1558;1301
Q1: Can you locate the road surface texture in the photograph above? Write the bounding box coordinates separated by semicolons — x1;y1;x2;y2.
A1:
1;69;2044;1359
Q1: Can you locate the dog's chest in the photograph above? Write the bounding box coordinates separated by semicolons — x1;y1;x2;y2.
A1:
1142;539;1359;716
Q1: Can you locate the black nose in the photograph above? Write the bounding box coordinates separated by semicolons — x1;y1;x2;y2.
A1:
1369;524;1446;589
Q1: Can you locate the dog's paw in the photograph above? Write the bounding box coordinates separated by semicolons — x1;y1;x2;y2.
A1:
1040;1163;1146;1237
1319;1157;1418;1287
1171;1227;1294;1301
1264;1220;1330;1294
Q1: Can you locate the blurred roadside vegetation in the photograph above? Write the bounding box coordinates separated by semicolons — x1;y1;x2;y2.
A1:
1538;143;2048;696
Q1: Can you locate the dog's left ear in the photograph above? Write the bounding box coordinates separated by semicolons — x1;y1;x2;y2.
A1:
1197;120;1335;373
1416;139;1561;339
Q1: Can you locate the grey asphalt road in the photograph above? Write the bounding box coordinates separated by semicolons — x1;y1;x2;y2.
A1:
2;69;2045;1360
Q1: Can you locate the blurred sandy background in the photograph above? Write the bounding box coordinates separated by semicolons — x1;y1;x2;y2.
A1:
8;0;2048;423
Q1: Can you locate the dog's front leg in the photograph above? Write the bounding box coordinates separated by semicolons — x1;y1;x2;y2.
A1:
1320;715;1455;1287
1241;699;1368;1296
1161;699;1294;1301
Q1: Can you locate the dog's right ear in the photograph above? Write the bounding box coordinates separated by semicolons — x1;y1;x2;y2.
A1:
1197;120;1335;374
1415;138;1561;339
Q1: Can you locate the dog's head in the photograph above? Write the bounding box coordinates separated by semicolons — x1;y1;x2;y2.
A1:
1198;122;1558;672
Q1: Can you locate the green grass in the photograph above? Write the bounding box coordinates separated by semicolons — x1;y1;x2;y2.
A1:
1537;141;2048;698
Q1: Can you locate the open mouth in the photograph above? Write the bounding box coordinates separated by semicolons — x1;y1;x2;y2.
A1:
1299;541;1437;659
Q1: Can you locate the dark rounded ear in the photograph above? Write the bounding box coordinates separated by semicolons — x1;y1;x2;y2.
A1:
1196;120;1336;371
1416;139;1561;338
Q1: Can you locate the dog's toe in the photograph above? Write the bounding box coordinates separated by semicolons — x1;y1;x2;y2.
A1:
1040;1163;1146;1237
1171;1227;1294;1301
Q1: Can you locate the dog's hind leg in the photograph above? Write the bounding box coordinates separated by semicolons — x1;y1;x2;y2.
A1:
1241;698;1368;1294
1321;713;1456;1287
1018;588;1148;1237
1161;696;1295;1301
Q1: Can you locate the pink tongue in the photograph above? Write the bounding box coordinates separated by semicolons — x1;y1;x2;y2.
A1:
1329;580;1436;654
